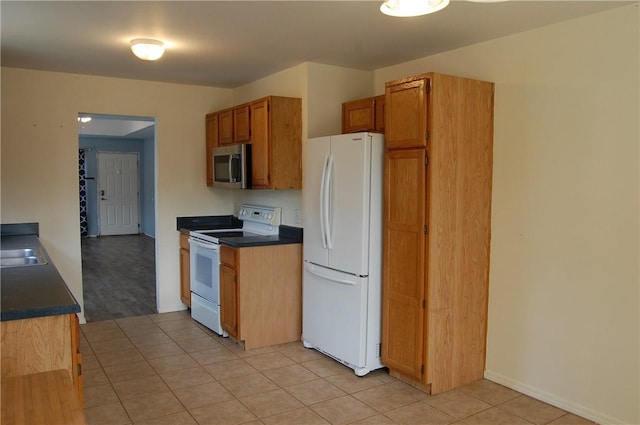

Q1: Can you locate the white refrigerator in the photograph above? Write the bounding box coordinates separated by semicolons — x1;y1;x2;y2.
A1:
302;132;384;376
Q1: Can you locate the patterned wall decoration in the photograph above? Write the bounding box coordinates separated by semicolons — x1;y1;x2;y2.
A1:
79;149;88;237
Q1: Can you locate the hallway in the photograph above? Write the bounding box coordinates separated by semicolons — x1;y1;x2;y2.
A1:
82;234;156;322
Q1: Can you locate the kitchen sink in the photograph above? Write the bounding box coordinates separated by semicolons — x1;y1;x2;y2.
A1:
1;248;48;268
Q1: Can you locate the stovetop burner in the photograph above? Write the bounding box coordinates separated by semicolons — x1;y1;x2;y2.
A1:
189;205;281;244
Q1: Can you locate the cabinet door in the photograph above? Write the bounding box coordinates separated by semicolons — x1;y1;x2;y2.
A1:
382;148;427;382
179;248;191;306
220;264;238;338
205;113;218;186
219;109;234;146
385;78;428;149
342;98;375;134
233;104;250;143
70;314;83;407
374;95;385;133
249;98;271;188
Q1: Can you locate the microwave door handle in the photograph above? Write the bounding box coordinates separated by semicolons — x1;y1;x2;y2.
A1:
228;156;235;183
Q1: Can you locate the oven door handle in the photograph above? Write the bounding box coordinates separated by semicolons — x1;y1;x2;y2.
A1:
188;237;220;251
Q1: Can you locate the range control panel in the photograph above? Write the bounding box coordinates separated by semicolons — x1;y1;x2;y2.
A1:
238;205;282;227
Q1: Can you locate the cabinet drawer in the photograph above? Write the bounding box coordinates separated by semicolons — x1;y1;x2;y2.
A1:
220;245;236;267
180;232;190;251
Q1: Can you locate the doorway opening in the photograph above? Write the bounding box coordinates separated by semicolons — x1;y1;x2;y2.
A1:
78;113;157;322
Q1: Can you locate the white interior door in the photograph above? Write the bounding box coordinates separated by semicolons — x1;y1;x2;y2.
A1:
98;152;139;236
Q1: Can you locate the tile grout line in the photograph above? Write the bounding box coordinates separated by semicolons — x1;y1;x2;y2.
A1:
81;313;591;425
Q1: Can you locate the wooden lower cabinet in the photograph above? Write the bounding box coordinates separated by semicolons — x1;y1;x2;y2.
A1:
382;72;494;394
220;246;238;338
1;313;83;406
219;243;302;349
179;232;191;307
2;370;88;425
382;148;427;382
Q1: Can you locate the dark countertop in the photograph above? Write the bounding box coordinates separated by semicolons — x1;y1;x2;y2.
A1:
177;215;241;232
1;234;81;321
177;215;303;247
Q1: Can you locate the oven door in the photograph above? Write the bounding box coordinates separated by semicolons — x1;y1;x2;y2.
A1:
189;237;220;305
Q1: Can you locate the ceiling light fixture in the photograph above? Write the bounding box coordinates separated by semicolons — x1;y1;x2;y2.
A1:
77;116;92;123
380;0;450;17
130;38;165;61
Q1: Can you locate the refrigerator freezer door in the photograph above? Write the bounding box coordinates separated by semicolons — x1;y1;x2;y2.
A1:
325;133;372;276
302;262;368;368
302;136;331;267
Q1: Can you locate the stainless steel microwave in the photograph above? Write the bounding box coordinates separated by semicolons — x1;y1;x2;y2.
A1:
212;144;251;189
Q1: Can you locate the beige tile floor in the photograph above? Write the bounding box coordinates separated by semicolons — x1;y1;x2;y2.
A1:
80;311;597;425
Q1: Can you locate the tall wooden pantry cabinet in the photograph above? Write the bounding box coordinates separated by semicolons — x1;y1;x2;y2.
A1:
382;72;494;394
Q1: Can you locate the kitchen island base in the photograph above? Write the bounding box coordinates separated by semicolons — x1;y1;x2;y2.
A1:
220;243;302;350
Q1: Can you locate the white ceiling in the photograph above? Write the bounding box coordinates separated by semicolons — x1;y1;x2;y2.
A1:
1;1;632;89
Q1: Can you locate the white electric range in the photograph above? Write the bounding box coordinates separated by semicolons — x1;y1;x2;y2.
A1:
188;205;281;335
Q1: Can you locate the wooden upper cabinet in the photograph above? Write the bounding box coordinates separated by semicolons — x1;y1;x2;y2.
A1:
250;98;270;189
206;95;301;190
218;109;234;146
205;113;219;186
342;95;385;134
375;95;385;133
213;105;249;147
249;96;302;189
385;78;429;150
382;148;427;381
233;104;251;143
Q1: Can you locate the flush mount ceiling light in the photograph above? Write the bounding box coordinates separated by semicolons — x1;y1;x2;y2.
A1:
380;0;509;17
380;0;450;17
130;38;165;61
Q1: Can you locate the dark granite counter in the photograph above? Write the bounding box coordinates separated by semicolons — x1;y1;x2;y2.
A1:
1;230;81;321
176;215;241;233
177;216;303;247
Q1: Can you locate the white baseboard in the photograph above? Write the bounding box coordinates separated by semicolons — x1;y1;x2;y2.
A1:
157;303;188;314
484;369;624;425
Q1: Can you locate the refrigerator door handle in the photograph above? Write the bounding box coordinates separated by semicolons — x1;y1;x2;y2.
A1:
324;154;334;249
319;154;329;249
304;263;356;286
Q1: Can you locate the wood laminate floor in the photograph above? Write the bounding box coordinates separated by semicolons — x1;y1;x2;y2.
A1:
81;234;156;322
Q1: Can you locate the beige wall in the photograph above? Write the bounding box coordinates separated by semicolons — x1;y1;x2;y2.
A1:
375;5;639;424
3;4;637;422
1;68;235;319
